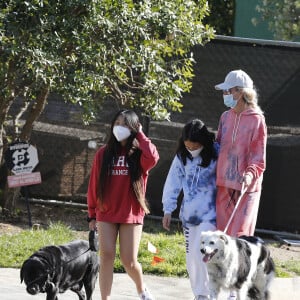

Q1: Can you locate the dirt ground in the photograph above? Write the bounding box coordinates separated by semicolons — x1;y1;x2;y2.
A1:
1;201;300;264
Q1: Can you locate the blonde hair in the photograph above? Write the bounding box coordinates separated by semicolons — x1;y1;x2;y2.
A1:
238;87;263;114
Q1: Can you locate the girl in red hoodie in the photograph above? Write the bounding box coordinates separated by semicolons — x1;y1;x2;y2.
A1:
214;70;267;239
87;110;159;300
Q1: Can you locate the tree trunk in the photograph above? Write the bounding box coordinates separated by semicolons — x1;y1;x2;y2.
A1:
1;184;20;216
0;96;14;164
20;86;50;141
2;86;50;213
0;94;15;211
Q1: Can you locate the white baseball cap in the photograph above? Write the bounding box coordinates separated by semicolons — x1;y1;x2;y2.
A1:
215;70;253;90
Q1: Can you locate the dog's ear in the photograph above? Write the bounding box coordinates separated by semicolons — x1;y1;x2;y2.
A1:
219;234;229;244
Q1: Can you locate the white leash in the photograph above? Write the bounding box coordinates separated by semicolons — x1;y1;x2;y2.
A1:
224;183;247;234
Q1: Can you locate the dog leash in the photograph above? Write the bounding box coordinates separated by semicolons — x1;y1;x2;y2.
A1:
224;182;247;234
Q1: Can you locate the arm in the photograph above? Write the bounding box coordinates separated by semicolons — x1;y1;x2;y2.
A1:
216;111;227;144
216;120;222;144
87;148;104;219
244;116;267;186
136;130;159;172
162;213;172;231
162;156;184;226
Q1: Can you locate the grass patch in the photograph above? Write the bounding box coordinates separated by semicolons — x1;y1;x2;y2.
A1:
0;218;300;279
0;222;75;268
274;259;300;277
113;232;186;277
0;218;187;277
106;218;187;277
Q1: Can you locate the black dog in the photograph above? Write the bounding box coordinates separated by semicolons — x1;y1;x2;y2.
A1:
20;240;99;300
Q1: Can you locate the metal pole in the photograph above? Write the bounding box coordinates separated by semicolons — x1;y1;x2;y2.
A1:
24;186;32;228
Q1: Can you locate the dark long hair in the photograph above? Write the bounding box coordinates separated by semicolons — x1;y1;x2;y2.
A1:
176;119;217;167
97;109;149;213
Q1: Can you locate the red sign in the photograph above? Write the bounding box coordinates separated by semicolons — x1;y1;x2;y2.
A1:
7;172;42;188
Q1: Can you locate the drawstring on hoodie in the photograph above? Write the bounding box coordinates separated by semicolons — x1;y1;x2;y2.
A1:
232;113;241;144
190;165;201;191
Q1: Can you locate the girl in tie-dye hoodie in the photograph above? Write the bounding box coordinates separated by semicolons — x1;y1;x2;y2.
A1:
162;119;218;300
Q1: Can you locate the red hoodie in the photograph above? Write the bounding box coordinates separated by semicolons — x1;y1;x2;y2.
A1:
216;108;267;192
87;131;159;224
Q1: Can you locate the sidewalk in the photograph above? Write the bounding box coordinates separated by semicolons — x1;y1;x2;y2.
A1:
0;268;300;299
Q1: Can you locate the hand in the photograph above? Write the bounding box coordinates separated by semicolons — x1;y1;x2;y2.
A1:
132;138;139;149
129;138;140;156
243;173;253;187
162;213;171;231
138;123;143;132
88;219;97;231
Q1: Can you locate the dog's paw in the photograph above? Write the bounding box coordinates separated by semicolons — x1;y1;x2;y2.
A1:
45;282;56;293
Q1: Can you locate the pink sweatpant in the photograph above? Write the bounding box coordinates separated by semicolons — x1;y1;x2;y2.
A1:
216;186;261;237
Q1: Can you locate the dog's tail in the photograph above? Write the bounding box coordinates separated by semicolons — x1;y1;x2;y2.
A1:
20;260;28;283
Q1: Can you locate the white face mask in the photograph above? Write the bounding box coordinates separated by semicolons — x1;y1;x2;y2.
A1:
187;147;203;158
223;94;237;108
113;125;131;141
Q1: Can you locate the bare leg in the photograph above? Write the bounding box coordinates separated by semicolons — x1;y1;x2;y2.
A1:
119;223;145;294
97;222;118;300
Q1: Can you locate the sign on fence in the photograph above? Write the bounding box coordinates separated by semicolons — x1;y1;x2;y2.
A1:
5;141;41;228
7;172;42;188
5;141;39;174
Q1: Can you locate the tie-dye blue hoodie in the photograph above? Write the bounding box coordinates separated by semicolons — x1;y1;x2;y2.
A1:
162;143;218;228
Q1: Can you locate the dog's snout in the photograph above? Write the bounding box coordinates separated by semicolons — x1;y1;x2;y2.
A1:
200;248;206;254
27;285;39;295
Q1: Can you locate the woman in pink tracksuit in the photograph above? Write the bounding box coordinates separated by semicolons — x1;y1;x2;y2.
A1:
214;70;267;238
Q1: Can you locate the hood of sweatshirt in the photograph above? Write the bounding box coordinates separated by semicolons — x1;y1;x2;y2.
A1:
230;107;264;116
224;108;264;144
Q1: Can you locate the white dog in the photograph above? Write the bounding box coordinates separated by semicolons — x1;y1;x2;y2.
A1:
199;230;275;300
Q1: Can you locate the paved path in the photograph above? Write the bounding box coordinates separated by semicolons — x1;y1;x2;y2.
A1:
1;268;300;299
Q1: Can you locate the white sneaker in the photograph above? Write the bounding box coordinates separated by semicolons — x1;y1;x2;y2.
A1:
139;287;155;300
228;291;237;299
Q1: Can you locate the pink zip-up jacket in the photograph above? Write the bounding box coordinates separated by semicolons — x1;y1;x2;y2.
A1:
216;108;267;192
